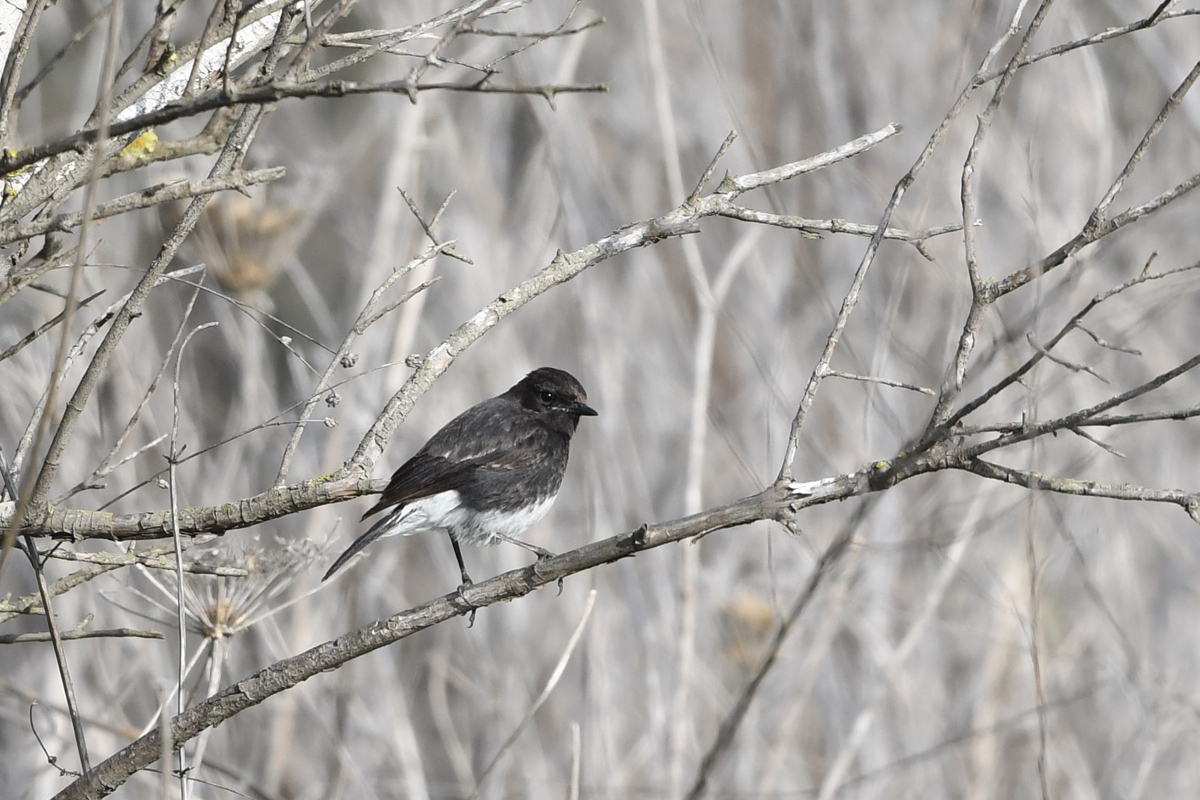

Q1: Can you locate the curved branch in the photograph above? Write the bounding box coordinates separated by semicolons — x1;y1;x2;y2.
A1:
50;486;792;800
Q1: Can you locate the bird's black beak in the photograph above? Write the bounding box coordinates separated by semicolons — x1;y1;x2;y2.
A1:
575;402;598;417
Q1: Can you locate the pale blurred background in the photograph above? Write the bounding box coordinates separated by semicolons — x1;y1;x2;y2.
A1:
3;1;1200;798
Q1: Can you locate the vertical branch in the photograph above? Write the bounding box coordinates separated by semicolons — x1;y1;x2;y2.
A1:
183;0;227;98
685;509;864;800
1026;493;1050;800
468;590;597;800
813;498;983;800
21;540;92;776
0;0;48;146
927;0;1056;428
167;321;218;797
0;456;91;777
642;0;709;791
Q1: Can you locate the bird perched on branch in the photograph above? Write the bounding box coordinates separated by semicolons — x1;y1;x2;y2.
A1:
323;367;597;587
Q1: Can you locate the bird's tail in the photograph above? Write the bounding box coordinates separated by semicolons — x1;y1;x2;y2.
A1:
322;513;394;581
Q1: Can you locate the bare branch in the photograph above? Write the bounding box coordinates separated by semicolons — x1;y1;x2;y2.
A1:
930;0;1055;428
0;626;163;644
965;459;1200;523
826;371;936;396
0;0;49;146
0;167;286;246
943;261;1200;432
718;205;960;244
1088;59;1200;227
0;291;105;365
0;77;608;178
689;130;737;203
38;547;249;577
1025;333;1109;383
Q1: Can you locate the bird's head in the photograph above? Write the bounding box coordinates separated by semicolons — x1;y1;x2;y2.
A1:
511;367;598;433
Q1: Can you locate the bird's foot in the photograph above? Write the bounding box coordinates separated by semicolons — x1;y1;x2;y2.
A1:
530;544;556;560
525;549;565;595
456;578;477;627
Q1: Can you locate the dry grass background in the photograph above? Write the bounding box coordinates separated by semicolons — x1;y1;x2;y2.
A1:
2;1;1200;798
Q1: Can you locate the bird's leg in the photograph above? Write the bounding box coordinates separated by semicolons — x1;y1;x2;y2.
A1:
493;532;563;593
450;534;473;586
449;533;477;627
493;532;556;561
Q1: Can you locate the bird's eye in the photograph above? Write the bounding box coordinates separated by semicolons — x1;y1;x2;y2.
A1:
540;391;556;404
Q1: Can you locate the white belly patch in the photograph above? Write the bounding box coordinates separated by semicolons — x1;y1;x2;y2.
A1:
372;491;557;547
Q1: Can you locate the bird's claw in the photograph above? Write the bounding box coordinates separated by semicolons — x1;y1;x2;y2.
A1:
456;580;477;627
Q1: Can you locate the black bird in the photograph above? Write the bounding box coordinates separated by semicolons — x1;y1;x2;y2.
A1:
323;367;597;585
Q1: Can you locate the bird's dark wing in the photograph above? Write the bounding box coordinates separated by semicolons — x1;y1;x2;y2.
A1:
361;397;555;519
418;396;532;460
329;440;546;580
360;452;477;519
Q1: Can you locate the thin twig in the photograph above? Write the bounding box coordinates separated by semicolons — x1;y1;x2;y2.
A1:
930;0;1051;429
0;167;286;246
974;2;1190;86
0;0;49;146
1025;333;1108;383
184;0;227;98
944;260;1200;432
0;291;105;365
51;267;205;506
1088;60;1200;228
13;3;111;108
352;277;441;333
167;320;219;797
688;130;737;203
0;627;163;644
0;553;121;624
956;351;1200;462
1025;413;1049;800
685;511;861;800
397;187;470;263
1067;426;1125;458
826;370;936;396
469;590;597;799
19;541;91;775
965;459;1200;522
718;205;960;244
272;242;452;486
300;0;497;83
1074;323;1141;356
0;575;116;621
37;546;249;577
0;77;608;178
